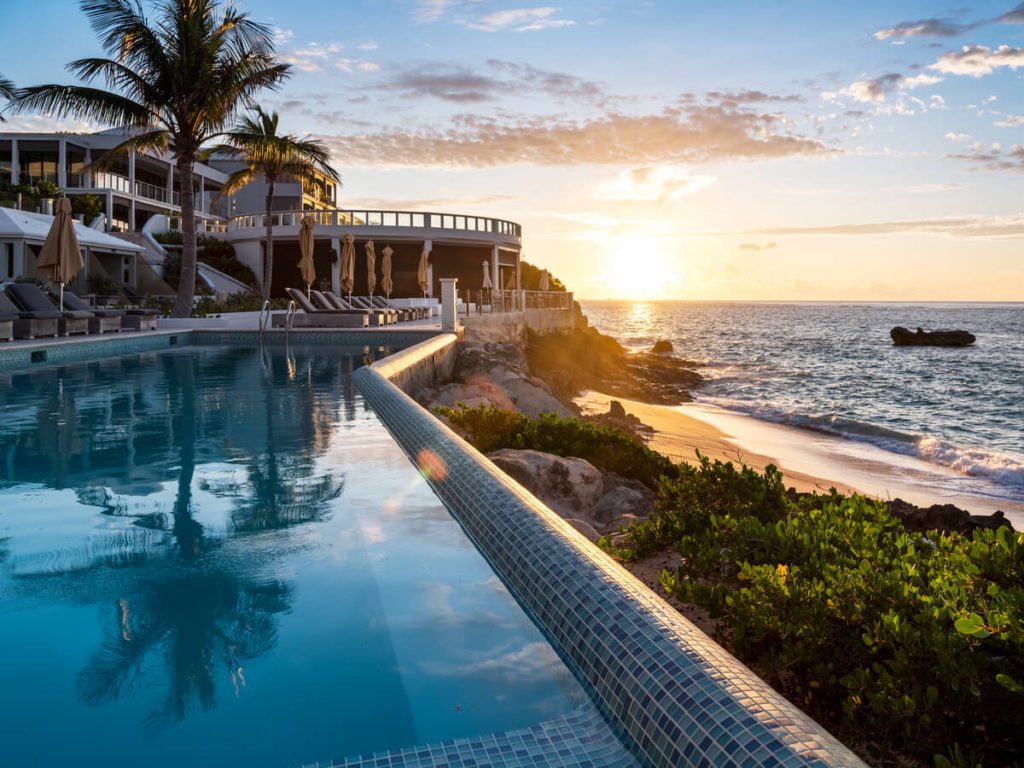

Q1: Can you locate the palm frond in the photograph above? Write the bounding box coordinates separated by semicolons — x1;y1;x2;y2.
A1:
9;84;154;126
0;74;14;100
88;130;170;172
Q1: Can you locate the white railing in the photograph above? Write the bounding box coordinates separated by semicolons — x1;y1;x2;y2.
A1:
228;208;522;238
462;289;573;315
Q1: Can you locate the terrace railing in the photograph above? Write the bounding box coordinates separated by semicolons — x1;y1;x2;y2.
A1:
462;289;573;315
228;208;522;238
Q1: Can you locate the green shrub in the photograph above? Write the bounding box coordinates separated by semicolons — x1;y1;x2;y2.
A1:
435;404;676;488
604;457;1024;765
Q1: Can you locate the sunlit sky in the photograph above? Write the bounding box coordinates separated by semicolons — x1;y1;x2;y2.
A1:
4;0;1024;300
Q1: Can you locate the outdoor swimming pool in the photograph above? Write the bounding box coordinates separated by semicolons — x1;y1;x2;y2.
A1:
0;344;627;766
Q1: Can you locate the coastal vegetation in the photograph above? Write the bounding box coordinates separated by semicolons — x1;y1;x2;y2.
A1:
9;0;291;317
443;403;1024;767
202;107;339;301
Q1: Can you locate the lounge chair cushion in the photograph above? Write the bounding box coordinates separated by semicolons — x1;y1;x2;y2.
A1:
0;291;63;319
6;283;92;319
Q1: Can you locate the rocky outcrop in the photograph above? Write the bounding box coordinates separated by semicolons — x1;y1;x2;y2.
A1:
527;326;702;405
487;449;655;536
651;340;673;354
587;400;653;440
419;341;573;418
890;327;976;347
887;498;1013;534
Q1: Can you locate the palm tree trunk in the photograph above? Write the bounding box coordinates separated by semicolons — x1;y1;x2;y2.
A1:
171;157;198;318
262;178;276;302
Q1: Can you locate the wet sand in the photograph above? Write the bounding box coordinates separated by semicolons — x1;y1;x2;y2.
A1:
577;390;1024;527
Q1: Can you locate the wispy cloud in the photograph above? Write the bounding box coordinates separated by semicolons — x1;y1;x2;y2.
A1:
738;241;778;251
322;101;829;168
949;142;1024;172
931;44;1024;77
874;18;973;41
462;7;575;32
593;166;716;203
371;60;604;104
727;215;1024;239
828;72;942;104
413;0;461;23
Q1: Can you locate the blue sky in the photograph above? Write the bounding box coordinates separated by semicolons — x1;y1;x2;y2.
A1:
4;0;1024;299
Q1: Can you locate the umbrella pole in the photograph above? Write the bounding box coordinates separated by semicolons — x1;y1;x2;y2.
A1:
59;282;64;312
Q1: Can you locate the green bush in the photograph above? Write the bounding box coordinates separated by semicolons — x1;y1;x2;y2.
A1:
435;404;676;488
605;457;1024;765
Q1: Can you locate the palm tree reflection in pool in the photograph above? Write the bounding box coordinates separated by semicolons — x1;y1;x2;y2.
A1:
66;350;344;725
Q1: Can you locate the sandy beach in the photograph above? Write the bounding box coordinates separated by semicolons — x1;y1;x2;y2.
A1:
577;390;1024;528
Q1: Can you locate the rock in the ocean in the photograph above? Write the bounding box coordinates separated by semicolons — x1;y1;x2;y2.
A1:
890;327;975;347
651;340;674;354
487;449;605;518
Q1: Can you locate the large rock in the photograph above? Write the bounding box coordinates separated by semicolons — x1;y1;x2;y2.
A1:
593;485;653;525
420;341;574;418
887;498;1012;533
890;327;975;347
488;449;605;518
651;340;673;354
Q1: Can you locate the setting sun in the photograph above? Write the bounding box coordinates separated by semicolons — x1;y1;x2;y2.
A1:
600;233;678;300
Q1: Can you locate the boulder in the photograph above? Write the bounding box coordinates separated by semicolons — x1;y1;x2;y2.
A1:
651;340;674;354
488;449;605;518
887;498;1013;534
890;327;975;347
593;485;653;524
565;518;601;542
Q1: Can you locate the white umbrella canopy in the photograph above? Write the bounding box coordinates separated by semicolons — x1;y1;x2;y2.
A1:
417;249;430;295
36;198;84;310
380;245;394;298
340;233;356;297
539;269;550;291
365;239;377;296
298;215;316;296
482;260;493;290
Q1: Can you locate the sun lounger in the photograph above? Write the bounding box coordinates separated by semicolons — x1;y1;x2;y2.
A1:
321;291;393;325
285;288;369;328
4;284;89;337
342;294;398;324
0;290;60;339
309;290;387;327
372;295;426;320
0;313;13;342
57;290;123;334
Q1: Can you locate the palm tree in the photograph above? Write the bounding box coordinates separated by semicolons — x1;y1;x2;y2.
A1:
0;74;14;120
204;108;339;301
9;0;289;317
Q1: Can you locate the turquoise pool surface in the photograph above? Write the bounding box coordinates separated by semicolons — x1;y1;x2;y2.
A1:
0;346;590;767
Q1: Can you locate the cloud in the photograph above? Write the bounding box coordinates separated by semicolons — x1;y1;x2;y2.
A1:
280;42;345;73
945;132;972;142
830;72;942;103
949;142;1024;171
462;7;575;32
593;166;716;203
727;215;1024;239
322;102;829;168
999;2;1024;23
372;60;604;104
994;114;1024;127
738;241;778;251
874;18;971;40
413;0;460;23
931;44;1024;77
413;1;575;31
896;183;962;193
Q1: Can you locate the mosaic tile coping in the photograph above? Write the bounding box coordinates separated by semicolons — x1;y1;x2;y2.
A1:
355;335;867;768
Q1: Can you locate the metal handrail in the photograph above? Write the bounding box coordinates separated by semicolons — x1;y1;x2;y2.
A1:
284;300;297;339
258;299;271;342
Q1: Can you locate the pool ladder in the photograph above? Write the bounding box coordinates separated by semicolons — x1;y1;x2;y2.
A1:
258;300;298;345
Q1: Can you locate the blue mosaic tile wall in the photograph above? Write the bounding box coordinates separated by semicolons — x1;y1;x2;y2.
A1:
355;340;867;768
193;329;446;348
0;331;190;372
325;706;635;768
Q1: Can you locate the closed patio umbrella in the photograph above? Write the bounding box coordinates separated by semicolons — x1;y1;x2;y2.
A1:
36;197;84;310
298;215;316;297
482;260;493;290
417;249;430;296
539;269;550;291
381;245;394;299
365;239;377;298
340;233;356;299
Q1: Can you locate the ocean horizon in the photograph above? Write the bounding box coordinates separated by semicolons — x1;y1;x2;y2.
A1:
580;300;1024;509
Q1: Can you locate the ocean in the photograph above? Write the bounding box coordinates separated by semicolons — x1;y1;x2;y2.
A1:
579;301;1024;507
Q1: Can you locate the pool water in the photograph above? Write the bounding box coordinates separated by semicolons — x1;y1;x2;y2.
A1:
0;346;589;767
